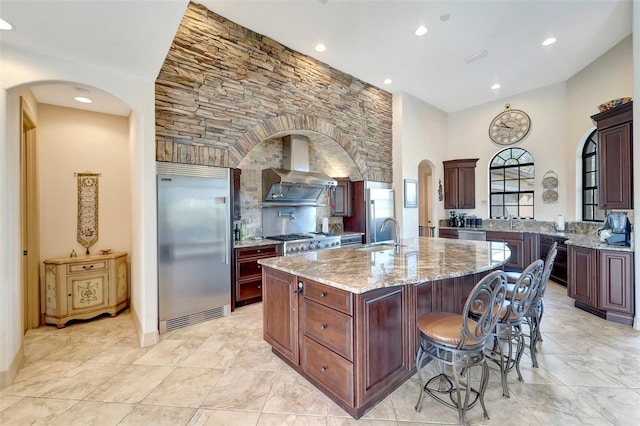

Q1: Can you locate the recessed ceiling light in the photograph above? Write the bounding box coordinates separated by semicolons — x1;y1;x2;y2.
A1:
383;79;392;85
74;96;93;104
0;18;14;31
415;26;427;36
542;37;557;46
315;43;326;52
74;88;92;103
491;84;501;90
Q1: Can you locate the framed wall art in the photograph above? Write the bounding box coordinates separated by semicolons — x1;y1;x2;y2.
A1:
404;179;418;208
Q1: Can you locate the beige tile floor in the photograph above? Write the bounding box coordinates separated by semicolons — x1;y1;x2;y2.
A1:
2;281;640;425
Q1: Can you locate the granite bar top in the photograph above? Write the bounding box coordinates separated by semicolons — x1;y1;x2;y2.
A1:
439;226;634;252
234;239;283;249
440;218;634;252
258;237;510;294
234;231;365;249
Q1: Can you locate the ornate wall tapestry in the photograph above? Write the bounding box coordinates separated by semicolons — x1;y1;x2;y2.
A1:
76;172;100;254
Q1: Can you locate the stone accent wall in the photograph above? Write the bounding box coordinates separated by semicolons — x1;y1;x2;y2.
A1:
155;2;393;182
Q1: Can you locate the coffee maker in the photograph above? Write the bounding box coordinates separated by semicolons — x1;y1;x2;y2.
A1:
598;211;632;246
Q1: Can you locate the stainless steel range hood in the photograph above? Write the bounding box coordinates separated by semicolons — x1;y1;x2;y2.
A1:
262;135;336;205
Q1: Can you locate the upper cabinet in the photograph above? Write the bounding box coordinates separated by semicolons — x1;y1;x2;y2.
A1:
330;178;352;217
443;159;478;209
231;168;242;221
591;101;633;209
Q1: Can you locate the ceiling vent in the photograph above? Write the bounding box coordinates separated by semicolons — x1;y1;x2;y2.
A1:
464;50;489;64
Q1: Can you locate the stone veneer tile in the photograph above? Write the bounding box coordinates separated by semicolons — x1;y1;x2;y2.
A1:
156;2;392;184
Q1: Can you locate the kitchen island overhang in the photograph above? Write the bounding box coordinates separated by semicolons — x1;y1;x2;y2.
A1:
259;237;510;419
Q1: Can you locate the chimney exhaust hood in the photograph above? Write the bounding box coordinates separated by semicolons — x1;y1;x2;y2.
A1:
262;135;337;206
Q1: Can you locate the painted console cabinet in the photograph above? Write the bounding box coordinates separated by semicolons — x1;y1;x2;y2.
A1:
44;252;128;328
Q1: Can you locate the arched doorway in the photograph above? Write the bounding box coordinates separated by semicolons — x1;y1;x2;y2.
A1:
418;160;436;237
14;83;132;332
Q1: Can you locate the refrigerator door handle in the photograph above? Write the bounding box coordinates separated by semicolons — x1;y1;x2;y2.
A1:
369;200;376;243
214;196;229;264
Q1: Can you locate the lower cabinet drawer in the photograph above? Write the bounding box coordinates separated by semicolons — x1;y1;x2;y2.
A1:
302;336;354;405
68;260;108;274
237;258;263;280
237;278;263;301
303;279;353;315
303;299;353;361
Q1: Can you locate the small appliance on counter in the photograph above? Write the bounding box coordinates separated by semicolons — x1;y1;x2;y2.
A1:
448;212;482;228
597;211;632;246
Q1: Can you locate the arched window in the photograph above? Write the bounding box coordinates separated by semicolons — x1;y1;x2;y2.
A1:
489;148;535;218
582;130;605;222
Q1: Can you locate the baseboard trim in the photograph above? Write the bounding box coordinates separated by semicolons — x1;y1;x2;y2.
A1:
131;305;159;348
0;344;24;390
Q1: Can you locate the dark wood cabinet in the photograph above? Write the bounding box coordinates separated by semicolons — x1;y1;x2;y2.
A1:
231;168;242;221
355;286;412;406
438;228;458;239
343;181;366;238
233;244;281;308
443;159;478;209
591;101;633;209
540;235;568;286
262;267;299;364
262;266;414;418
486;231;524;271
523;232;539;267
331;178;352;217
568;245;600;316
599;250;635;324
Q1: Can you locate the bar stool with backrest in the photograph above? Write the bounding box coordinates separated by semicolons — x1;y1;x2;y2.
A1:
485;259;544;397
504;242;558;367
415;270;507;426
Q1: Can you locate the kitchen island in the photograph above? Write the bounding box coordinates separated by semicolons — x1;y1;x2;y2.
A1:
258;237;510;419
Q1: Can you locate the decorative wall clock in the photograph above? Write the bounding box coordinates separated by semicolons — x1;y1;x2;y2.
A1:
489;104;531;145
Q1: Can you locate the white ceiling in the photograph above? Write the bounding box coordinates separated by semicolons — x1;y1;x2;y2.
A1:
0;0;633;116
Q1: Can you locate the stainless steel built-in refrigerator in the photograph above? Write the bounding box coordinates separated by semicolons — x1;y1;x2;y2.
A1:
157;163;231;333
367;187;396;244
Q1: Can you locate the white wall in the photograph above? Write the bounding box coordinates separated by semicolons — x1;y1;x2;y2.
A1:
448;83;568;221
38;105;131;261
446;36;633;223
393;92;449;238
0;45;159;382
566;35;634;218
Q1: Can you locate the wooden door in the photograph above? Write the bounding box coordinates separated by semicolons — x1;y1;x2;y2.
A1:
262;267;299;364
568;246;597;307
598;123;632;209
355;286;411;406
443;166;458;209
599;251;634;314
20;98;40;331
457;167;476;209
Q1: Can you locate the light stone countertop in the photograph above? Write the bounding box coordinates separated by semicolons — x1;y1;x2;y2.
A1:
234;239;282;249
439;227;634;252
258;237;510;294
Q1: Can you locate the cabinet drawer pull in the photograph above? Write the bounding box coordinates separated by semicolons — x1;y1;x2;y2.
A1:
320;324;327;330
320;366;327;372
257;285;261;289
257;249;261;253
319;292;326;298
257;265;261;269
82;265;94;270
